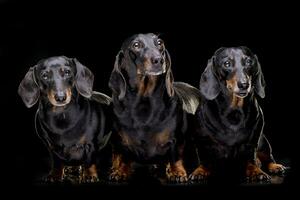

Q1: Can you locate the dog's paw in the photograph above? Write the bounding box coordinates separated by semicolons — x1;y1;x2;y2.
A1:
82;175;99;183
81;164;99;183
62;165;84;184
169;175;188;183
109;169;130;182
246;163;271;183
167;173;188;183
166;162;188;183
188;165;210;183
268;163;286;175
245;172;271;183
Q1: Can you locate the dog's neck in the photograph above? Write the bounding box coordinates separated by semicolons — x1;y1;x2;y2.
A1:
217;91;254;110
125;73;167;98
136;74;163;97
206;92;255;130
116;73;176;127
229;93;245;108
136;75;155;96
38;91;87;133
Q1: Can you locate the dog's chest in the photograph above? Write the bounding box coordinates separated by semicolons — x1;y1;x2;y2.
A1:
120;96;175;129
216;127;251;148
133;98;154;121
221;108;246;130
119;127;175;161
41;118;96;162
201;107;252;146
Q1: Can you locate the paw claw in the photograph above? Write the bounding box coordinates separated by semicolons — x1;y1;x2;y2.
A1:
109;172;128;182
82;176;99;183
188;174;208;183
246;172;270;183
268;163;287;175
167;175;188;183
180;176;187;182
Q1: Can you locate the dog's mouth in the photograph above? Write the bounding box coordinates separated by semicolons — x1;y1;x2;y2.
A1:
144;70;165;76
137;69;166;76
50;100;70;107
235;91;249;98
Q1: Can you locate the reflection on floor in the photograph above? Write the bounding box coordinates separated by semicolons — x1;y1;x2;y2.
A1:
35;164;289;186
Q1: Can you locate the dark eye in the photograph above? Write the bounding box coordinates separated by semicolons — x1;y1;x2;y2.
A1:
157;39;164;47
64;69;71;77
245;58;253;66
224;61;231;68
132;41;141;49
41;72;49;80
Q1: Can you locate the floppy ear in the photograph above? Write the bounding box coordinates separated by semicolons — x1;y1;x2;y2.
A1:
108;51;127;100
164;50;174;97
199;58;220;100
18;66;40;108
253;55;266;98
74;58;94;98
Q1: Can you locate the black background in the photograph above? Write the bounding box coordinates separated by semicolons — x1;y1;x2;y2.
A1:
2;0;298;197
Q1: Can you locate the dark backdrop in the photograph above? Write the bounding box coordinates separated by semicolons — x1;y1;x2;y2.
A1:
2;0;298;197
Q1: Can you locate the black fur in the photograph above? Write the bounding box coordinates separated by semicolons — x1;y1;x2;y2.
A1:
191;47;284;183
108;33;200;182
18;56;112;183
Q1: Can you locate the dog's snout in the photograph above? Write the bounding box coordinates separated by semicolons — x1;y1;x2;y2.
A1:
151;56;163;66
54;91;67;102
237;81;249;90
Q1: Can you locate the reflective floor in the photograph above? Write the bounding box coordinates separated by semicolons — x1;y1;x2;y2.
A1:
33;165;290;186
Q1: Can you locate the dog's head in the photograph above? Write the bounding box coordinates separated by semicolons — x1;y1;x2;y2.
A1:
18;56;94;108
200;46;265;100
109;33;173;99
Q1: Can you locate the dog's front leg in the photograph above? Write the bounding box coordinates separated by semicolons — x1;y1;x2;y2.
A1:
81;164;99;183
109;153;132;182
44;153;64;183
243;144;271;182
166;144;188;183
257;135;286;175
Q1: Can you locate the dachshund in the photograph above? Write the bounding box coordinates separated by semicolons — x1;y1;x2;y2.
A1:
18;56;112;183
190;47;286;183
108;33;200;183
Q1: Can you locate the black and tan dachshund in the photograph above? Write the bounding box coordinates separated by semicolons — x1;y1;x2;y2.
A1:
190;47;285;182
18;56;112;183
108;33;200;183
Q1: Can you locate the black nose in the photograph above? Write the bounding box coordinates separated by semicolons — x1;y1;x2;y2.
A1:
151;56;163;66
237;81;250;90
54;92;67;102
